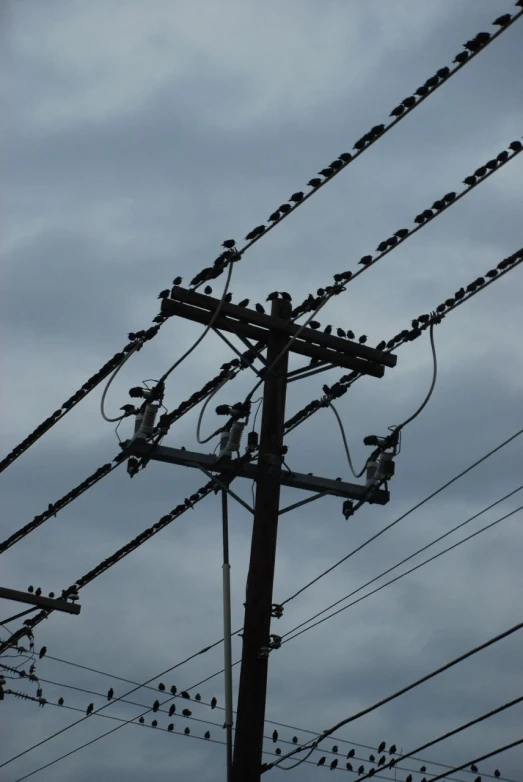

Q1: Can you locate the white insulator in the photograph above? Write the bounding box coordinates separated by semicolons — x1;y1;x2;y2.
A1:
134;411;145;437
220;430;230;452
135;403;159;440
376;452;395;481
366;458;378;487
226;421;244;454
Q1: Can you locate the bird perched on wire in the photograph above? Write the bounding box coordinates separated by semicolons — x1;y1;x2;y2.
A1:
107;688;114;700
153;700;160;712
272;730;278;742
394;227;409;238
290;191;304;203
39;646;47;659
182;708;192;717
169;704;175;716
317;757;326;766
359;255;373;266
279;203;292;214
268;210;280;222
170;685;177;695
308;178;322;188
330;759;338;769
245;225;266;241
318;167;334;177
152;719;158;727
204;730;211;739
195;693;201;701
509;140;522;153
58;697;64;706
184;727;190;735
86;703;94;715
389;104;404;117
376;240;389;253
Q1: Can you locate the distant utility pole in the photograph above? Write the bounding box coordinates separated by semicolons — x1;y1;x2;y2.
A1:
126;286;396;782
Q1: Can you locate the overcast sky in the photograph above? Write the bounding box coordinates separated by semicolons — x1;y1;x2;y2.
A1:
2;1;523;780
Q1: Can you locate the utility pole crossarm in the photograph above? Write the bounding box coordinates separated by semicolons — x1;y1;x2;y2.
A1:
0;586;81;615
124;440;390;505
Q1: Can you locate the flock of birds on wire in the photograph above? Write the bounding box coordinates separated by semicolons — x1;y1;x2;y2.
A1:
5;647;506;781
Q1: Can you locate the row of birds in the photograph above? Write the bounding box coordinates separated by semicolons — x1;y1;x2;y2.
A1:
284;250;523;429
157;12;519;301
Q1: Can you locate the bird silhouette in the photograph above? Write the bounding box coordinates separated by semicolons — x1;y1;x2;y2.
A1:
153;700;160;712
376;240;389;253
58;697;64;705
494;771;500;778
497;150;509;163
389;744;397;754
474;778;481;782
390;105;404;117
376;340;386;350
169;704;175;716
336;328;346;338
222;239;236;249
318;167;334;177
330;759;338;770
211;697;217;709
324;325;332;335
332;745;338;753
317;757;326;766
378;755;386;766
509;140;522;152
266;291;279;302
290;192;304;203
152;720;157;727
463;175;476;186
358;765;365;774
184;727;190;735
279;203;292;214
86;703;94;715
485;158;498;171
107;688;114;700
402;96;416;108
224;292;233;303
238;298;249;308
369;754;375;762
167;723;174;731
170;685;177;695
172;276;182;285
347;748;355;758
28;585;34;593
292;736;298;744
339;152;352;162
269;211;280;222
347;762;353;771
245;225;265;241
204;286;212;295
475;166;487;177
346;329;355;340
158;683;165;691
420;766;426;773
280;291;292;301
453;51;469;64
443;191;457;203
494;13;512;26
359;335;367;344
406;775;412;782
395;228;409;239
39;646;47;659
275;748;282;755
35;587;42;596
432;199;445;211
272;730;278;743
308;178;322;188
329;159;343;171
204;730;211;739
359;255;373;266
157;289;169;299
471;766;478;773
195;693;201;701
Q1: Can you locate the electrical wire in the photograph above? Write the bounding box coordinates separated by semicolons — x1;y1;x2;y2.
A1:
100;343;141;423
264;620;523;771
196;374;234;444
286;247;523;434
159;263;234;386
328;401;367;478
280;424;523;607
281;483;523;641
282;502;523;643
427;737;523;782
353;694;523;782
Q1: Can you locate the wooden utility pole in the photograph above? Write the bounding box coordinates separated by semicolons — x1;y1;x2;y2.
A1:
125;286;397;779
231;297;291;781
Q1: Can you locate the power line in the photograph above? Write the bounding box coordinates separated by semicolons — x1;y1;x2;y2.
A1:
427;737;523;782
281;484;523;642
286;245;523;432
264;620;523;771
279;425;523;608
352;694;523;782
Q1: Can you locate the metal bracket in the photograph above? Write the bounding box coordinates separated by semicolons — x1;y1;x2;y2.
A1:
271;603;284;619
